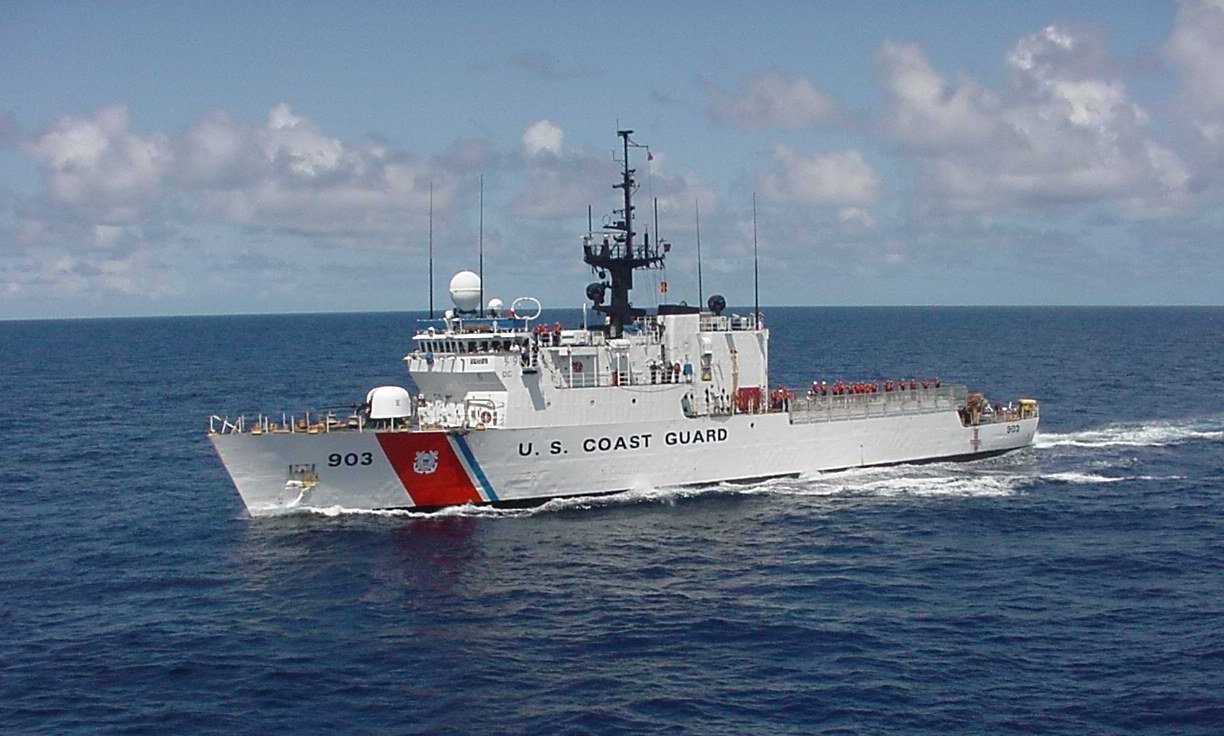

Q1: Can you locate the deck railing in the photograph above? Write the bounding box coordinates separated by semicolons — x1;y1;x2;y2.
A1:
699;313;761;332
208;411;403;435
557;370;658;389
788;384;968;424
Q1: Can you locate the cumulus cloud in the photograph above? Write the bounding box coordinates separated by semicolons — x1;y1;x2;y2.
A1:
707;72;838;129
26;106;173;224
1168;0;1224;151
757;146;880;206
7;110;721;299
522;119;562;156
879;26;1190;216
0;193;178;299
188;106;445;237
23;103;450;242
7;103;470;297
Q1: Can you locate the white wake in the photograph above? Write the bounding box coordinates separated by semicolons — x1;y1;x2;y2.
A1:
1036;418;1224;449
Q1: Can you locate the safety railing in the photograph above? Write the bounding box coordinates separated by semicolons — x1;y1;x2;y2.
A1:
208;411;411;435
699;313;761;332
555;370;654;389
788;384;968;424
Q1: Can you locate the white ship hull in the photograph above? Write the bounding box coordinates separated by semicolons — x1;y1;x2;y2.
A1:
211;411;1038;515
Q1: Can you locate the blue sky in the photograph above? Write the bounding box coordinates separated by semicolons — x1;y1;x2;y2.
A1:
2;1;1221;318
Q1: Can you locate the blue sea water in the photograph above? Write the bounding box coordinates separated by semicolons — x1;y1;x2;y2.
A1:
2;307;1222;735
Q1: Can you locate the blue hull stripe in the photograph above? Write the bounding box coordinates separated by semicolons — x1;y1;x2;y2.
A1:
452;434;499;502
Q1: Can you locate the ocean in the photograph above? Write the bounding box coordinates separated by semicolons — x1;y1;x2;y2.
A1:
2;307;1222;734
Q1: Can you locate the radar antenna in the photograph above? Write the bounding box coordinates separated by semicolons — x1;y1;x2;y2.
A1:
582;130;667;338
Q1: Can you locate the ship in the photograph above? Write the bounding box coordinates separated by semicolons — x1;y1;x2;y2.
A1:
209;130;1039;516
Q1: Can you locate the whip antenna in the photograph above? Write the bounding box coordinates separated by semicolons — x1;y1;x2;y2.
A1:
752;192;759;330
695;198;703;309
654;196;660;249
478;174;484;316
428;181;434;320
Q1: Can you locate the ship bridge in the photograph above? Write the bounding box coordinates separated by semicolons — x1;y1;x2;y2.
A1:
405;303;769;431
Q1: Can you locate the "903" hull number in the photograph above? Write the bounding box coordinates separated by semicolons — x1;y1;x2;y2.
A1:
329;452;374;467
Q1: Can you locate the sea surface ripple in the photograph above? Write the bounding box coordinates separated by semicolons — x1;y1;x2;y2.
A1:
1;307;1222;734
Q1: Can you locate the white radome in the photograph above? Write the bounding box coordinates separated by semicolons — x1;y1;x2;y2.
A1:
365;386;413;419
449;271;482;312
487;298;504;316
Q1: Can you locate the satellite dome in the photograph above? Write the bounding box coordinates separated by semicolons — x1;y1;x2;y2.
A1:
487;297;504;316
449;271;482;312
365;386;413;419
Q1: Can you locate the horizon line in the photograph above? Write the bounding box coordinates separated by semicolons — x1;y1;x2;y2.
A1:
3;303;1222;323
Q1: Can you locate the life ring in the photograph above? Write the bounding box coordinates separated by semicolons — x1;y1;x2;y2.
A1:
479;410;493;424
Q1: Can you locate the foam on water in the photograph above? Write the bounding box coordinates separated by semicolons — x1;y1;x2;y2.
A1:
1036;417;1224;448
762;464;1022;498
270;463;1026;519
1037;471;1188;484
1039;471;1127;484
282;485;740;519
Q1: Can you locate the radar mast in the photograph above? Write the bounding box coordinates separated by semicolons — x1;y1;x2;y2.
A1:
582;130;667;338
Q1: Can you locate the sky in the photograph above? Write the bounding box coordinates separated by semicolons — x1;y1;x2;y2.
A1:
2;0;1223;319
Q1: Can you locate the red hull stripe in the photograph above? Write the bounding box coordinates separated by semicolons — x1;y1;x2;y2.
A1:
376;432;482;507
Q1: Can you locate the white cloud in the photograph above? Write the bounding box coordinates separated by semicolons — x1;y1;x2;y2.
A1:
707;72;838;129
522;119;563;156
878;27;1189;216
1168;0;1224;147
26;105;172;223
24;103;453;243
0;204;177;299
758;146;880;206
10;104;466;297
11;106;719;299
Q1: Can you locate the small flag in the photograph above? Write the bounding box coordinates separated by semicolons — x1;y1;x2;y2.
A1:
647;150;654;161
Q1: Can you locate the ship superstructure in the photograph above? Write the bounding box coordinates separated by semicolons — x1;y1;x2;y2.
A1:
209;131;1039;515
